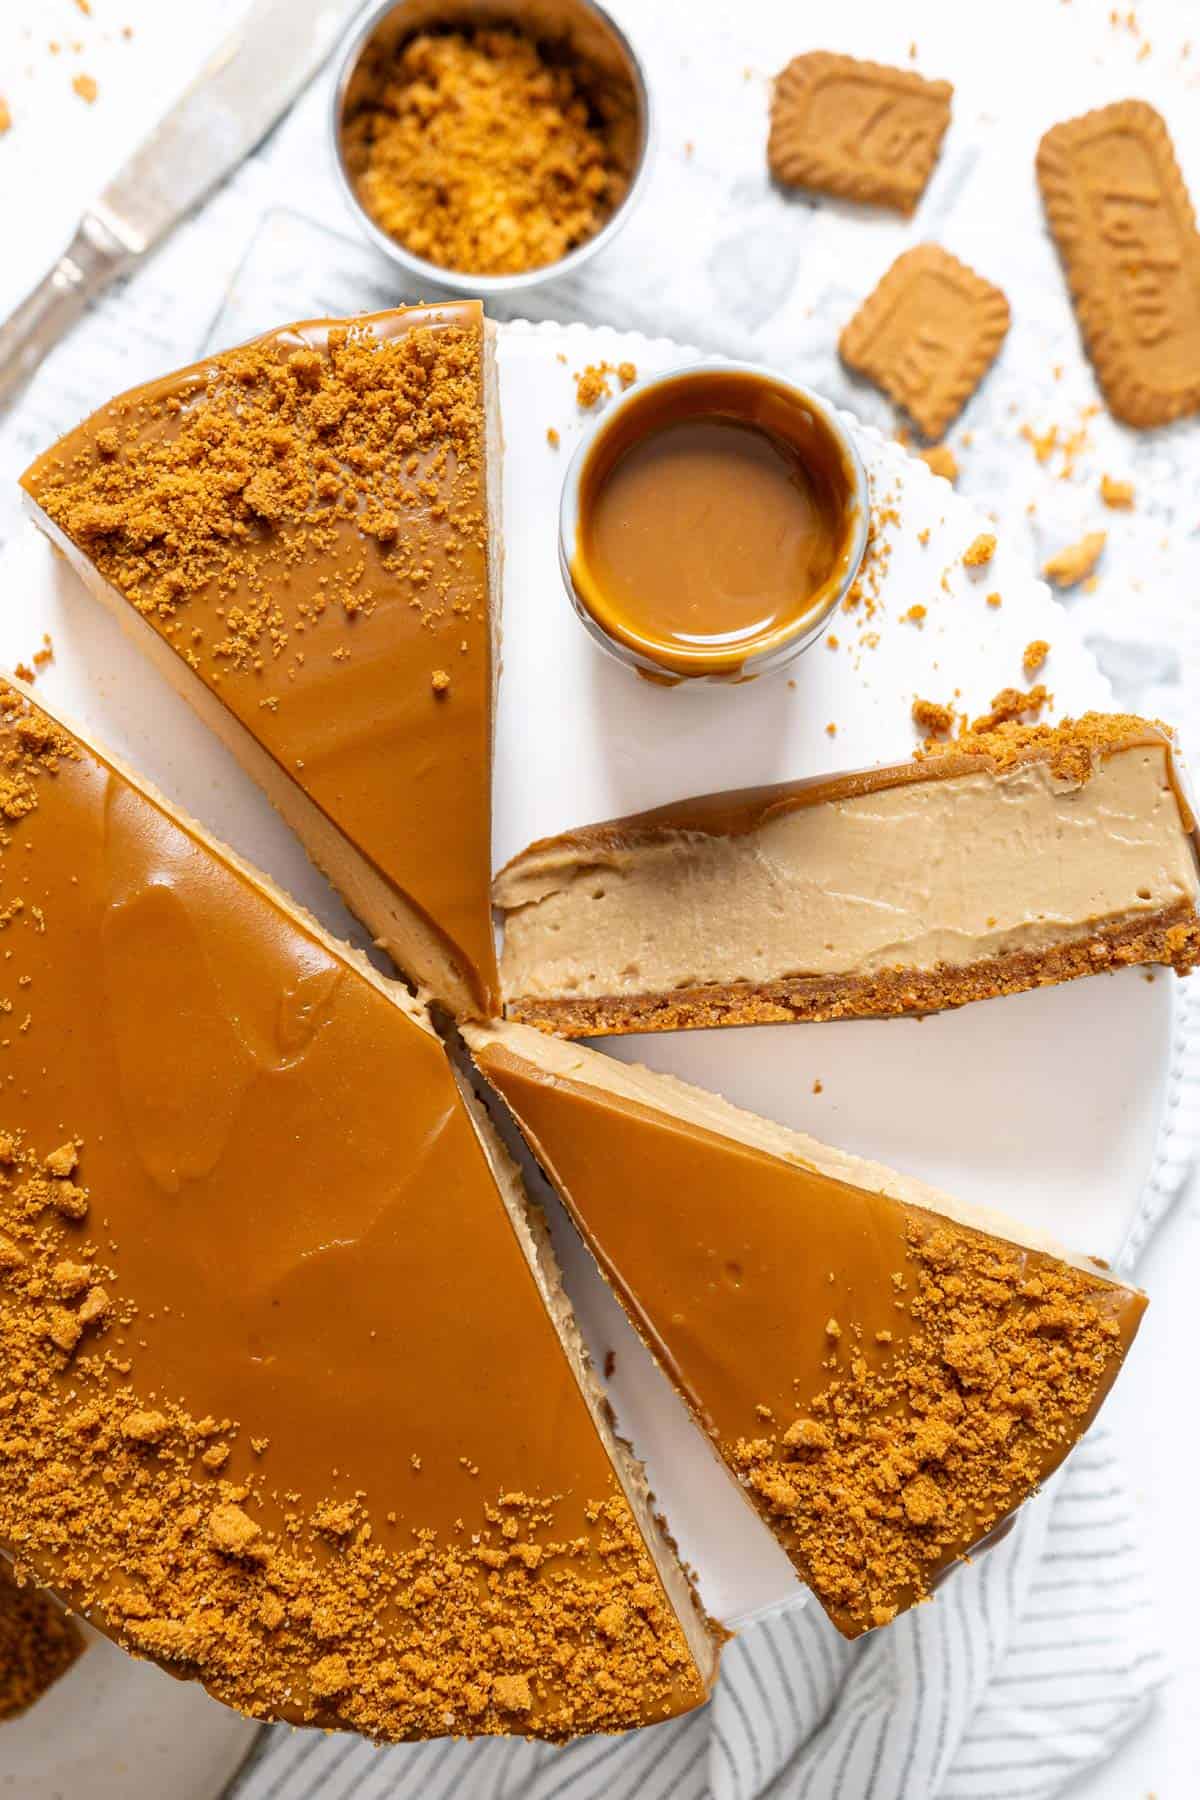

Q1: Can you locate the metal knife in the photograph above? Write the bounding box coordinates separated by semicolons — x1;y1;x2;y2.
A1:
0;0;358;410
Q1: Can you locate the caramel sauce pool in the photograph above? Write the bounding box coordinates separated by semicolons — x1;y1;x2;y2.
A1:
571;371;857;677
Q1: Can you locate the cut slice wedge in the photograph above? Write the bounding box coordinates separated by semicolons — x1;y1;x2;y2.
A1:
493;714;1200;1035
465;1019;1147;1638
0;680;718;1740
21;303;500;1018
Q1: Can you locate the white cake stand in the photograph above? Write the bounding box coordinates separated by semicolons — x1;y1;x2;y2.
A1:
0;320;1179;1791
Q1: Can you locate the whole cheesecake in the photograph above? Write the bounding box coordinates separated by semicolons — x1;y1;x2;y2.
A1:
0;681;718;1740
493;714;1200;1035
21;303;500;1019
10;305;1180;1703
467;1019;1147;1638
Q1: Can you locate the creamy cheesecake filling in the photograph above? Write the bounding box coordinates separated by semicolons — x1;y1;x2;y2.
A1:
498;743;1200;1003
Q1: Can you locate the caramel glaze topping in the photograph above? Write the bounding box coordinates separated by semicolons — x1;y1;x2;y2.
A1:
21;304;498;1016
498;712;1193;868
0;686;703;1739
475;1044;1145;1638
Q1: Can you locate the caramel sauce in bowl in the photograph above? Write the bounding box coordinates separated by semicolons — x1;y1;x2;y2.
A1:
560;366;868;682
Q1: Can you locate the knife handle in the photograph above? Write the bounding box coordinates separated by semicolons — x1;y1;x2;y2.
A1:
0;213;132;412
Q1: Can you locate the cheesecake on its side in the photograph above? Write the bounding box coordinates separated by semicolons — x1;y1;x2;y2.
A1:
494;715;1200;1036
21;304;500;1019
0;682;718;1741
466;1019;1146;1638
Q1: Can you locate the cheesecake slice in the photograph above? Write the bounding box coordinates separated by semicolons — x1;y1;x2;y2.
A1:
494;714;1200;1035
21;303;499;1019
466;1020;1146;1637
0;681;717;1740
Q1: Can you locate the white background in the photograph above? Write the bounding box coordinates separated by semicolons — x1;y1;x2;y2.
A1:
1;1;1199;1794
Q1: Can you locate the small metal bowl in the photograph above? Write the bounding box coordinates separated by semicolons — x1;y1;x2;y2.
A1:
559;364;871;684
328;0;653;296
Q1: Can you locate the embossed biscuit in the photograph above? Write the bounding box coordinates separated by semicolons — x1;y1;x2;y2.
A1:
768;52;952;215
1037;100;1200;427
839;245;1011;439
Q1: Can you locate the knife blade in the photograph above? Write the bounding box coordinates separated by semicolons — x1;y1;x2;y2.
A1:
0;0;359;409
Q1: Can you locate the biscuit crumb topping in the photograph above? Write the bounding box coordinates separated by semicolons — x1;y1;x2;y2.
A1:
912;695;955;738
918;709;1176;789
730;1219;1135;1635
969;684;1051;733
0;1148;700;1740
0;1150;702;1745
29;320;485;679
0;683;703;1740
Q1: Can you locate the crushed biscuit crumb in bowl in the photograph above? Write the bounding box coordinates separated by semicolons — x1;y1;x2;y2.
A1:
329;0;653;295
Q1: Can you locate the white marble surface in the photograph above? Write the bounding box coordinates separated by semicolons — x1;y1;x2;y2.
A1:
1;0;1199;1793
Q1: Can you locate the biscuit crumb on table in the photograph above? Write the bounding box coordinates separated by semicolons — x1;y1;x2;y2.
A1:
13;636;54;687
1023;639;1050;677
574;361;637;409
916;444;958;483
1043;531;1106;588
575;365;610;409
1100;474;1135;509
1020;411;1096;480
962;532;996;568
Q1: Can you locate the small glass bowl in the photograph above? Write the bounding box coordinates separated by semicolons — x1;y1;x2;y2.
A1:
328;0;654;298
558;363;871;684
